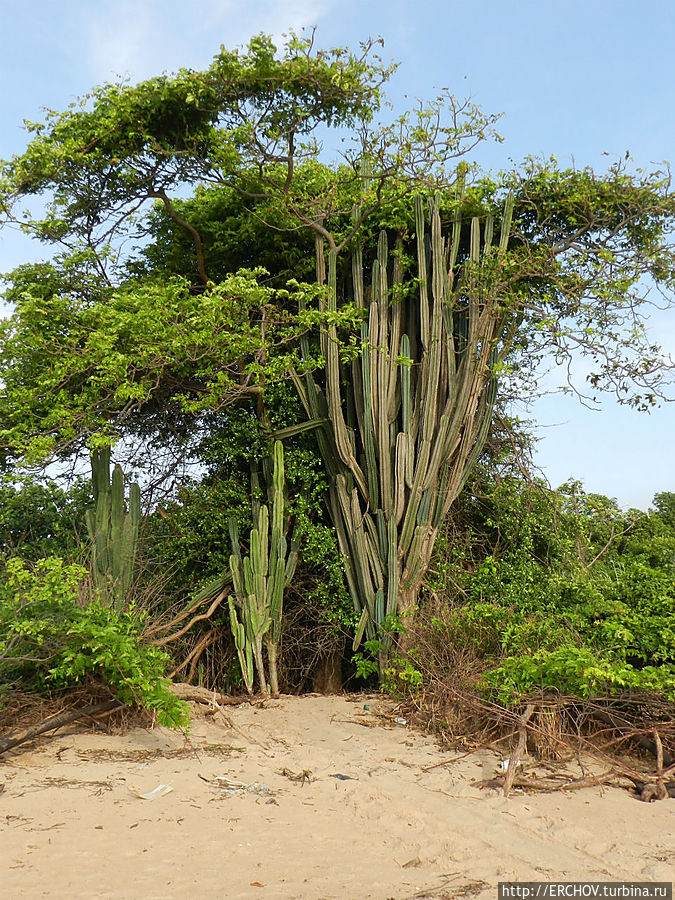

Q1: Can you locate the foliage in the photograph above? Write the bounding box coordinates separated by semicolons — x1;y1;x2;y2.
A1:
0;32;493;269
144;394;353;624
290;510;354;630
413;479;675;704
1;32;675;695
0;268;327;464
352;640;381;681
0;556;189;727
129;180;318;287
651;492;675;531
0;474;90;562
147;476;250;595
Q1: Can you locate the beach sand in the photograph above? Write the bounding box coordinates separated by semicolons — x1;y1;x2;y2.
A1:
1;694;672;899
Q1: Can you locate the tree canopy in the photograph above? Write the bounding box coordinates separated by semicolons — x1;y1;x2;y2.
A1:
1;33;675;671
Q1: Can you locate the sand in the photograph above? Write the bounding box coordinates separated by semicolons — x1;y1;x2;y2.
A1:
0;694;673;899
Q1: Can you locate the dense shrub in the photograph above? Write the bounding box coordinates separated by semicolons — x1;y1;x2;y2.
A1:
392;480;675;704
0;556;189;727
0;475;91;562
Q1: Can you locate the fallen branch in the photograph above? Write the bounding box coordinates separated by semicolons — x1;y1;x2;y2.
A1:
479;770;622;794
503;703;534;798
168;683;246;706
146;588;229;646
0;700;123;756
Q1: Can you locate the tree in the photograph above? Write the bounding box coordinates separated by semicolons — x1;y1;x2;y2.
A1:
1;34;674;674
0;474;90;562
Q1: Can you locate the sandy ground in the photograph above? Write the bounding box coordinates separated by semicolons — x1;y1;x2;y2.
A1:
0;694;673;900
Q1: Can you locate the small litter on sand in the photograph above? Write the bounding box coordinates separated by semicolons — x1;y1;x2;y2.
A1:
211;776;272;797
132;784;174;800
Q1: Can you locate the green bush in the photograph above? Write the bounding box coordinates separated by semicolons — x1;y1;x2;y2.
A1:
0;556;189;728
0;475;91;562
419;479;675;705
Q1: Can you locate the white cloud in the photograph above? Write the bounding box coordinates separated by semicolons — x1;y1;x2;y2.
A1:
86;1;160;83
85;0;336;85
197;0;335;48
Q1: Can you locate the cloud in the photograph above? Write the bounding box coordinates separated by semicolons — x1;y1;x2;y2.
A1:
197;0;335;47
86;1;160;83
85;0;337;84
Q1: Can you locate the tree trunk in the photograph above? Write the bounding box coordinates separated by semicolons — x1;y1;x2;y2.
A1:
267;641;280;698
253;636;268;696
312;642;343;694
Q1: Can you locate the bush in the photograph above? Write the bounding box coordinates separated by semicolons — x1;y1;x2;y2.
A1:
0;556;189;728
403;479;675;706
0;474;91;562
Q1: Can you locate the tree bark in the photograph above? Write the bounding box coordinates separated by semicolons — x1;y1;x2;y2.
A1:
267;642;280;698
312;642;343;694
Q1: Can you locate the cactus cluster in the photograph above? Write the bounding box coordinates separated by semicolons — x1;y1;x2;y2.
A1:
228;441;298;696
294;186;515;668
85;448;141;611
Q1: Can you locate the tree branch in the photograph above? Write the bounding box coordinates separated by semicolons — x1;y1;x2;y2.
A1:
151;188;209;284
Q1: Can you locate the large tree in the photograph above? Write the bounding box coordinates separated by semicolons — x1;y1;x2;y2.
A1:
1;34;674;670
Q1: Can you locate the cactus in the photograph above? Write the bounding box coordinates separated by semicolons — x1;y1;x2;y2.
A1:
228;592;254;694
295;186;515;671
228;441;298;697
85;449;141;611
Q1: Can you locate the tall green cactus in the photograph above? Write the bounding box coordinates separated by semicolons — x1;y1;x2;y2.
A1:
295;186;515;671
85;449;141;611
228;441;298;697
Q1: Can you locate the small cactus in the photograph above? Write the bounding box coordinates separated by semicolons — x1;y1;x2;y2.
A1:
86;449;141;611
228;441;298;696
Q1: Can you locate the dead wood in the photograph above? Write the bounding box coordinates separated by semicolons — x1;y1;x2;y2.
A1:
480;770;623;794
148;589;229;647
169;629;220;681
635;781;674;801
622;743;675;800
590;708;674;766
503;703;534;797
168;683;246;706
0;700;122;756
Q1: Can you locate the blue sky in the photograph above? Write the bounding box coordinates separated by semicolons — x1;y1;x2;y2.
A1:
1;0;673;508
